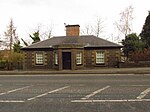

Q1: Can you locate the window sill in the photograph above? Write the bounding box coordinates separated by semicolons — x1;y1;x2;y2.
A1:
35;64;44;66
95;63;105;66
76;64;83;66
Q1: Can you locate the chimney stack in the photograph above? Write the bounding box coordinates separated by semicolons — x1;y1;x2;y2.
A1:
65;25;80;36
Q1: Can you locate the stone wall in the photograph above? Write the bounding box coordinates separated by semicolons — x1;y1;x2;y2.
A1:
84;48;121;68
23;47;121;70
23;50;54;70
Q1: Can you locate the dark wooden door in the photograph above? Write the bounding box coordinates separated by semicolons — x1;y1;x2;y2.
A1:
62;52;71;69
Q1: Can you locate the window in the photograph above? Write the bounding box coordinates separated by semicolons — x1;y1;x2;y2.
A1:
76;52;82;65
96;51;105;64
36;53;44;65
55;53;58;65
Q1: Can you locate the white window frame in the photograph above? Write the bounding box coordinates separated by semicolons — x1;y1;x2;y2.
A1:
76;52;82;65
35;53;44;65
54;53;58;65
96;51;105;64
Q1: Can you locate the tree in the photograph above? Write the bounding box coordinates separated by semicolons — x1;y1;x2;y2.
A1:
82;16;104;37
81;24;93;35
21;24;54;46
94;17;104;37
122;33;144;59
140;11;150;48
13;41;22;53
29;30;41;44
41;24;54;39
34;24;54;40
114;5;134;42
3;19;19;51
21;38;28;46
0;39;3;49
44;26;53;39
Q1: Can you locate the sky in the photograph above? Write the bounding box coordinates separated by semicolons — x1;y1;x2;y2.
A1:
0;0;150;44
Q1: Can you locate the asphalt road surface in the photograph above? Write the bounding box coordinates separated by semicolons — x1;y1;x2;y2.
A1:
0;74;150;112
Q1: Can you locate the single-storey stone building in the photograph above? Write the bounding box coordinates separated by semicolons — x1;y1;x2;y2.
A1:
22;25;122;70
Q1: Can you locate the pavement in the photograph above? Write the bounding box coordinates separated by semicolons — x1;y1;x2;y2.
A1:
0;67;150;75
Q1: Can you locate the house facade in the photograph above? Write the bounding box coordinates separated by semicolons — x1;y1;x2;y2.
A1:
22;25;122;70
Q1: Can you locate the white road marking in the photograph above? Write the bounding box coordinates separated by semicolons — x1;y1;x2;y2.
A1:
0;85;32;96
27;86;70;101
120;85;150;87
71;99;150;103
81;86;110;100
137;88;150;99
0;100;25;103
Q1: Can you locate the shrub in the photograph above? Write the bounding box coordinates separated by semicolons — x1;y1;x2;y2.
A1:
130;48;150;62
0;60;7;69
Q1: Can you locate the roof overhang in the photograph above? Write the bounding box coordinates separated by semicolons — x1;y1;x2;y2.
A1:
21;47;53;51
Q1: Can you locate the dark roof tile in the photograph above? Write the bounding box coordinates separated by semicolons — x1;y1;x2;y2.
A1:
22;35;122;49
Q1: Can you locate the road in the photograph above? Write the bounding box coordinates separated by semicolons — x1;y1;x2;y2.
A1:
0;74;150;112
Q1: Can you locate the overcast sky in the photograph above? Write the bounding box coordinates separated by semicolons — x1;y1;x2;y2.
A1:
0;0;150;43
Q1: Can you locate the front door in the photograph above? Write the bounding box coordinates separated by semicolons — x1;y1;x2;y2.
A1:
62;52;71;69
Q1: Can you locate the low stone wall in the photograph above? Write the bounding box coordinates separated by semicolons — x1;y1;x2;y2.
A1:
119;61;150;68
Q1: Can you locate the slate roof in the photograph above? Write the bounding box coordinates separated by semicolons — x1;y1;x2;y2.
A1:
22;35;122;49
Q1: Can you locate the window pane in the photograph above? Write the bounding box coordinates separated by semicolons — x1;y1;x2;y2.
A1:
76;52;82;65
36;53;44;65
55;53;58;65
96;51;105;64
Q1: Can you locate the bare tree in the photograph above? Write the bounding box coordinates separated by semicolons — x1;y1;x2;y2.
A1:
33;23;54;40
93;17;104;37
3;18;19;51
41;24;53;39
81;24;93;35
81;16;104;37
114;5;134;41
